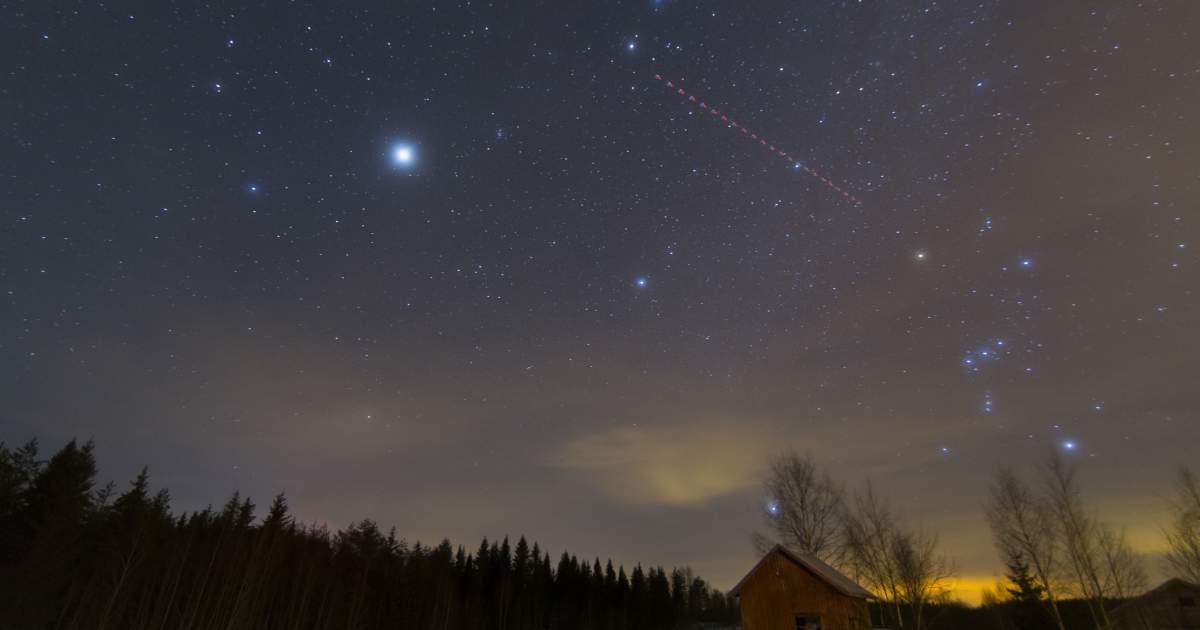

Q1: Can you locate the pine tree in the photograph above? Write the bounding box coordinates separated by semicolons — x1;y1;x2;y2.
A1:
1004;553;1045;602
0;439;40;568
0;436;747;630
1004;553;1054;630
6;439;98;625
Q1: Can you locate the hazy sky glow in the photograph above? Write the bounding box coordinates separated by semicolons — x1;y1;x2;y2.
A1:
2;2;1197;603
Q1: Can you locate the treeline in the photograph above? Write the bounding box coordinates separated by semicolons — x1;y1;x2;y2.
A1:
0;438;739;630
880;598;1131;630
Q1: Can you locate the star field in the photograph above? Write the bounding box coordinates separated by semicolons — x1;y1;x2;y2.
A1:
2;1;1198;597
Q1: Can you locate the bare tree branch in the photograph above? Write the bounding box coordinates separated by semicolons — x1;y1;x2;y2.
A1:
892;527;955;630
1164;466;1200;583
1096;523;1146;600
1042;451;1111;629
985;467;1067;630
758;452;847;565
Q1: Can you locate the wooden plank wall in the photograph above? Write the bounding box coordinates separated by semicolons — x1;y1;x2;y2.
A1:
738;553;871;630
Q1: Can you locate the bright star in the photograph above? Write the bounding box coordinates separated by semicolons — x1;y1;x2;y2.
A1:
634;276;648;288
766;500;780;516
1019;258;1033;268
1063;440;1077;451
392;144;415;166
914;250;928;261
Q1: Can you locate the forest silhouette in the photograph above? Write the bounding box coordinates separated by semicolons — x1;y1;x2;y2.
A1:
0;438;739;629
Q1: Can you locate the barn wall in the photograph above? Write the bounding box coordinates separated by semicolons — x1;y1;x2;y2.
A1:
738;553;871;630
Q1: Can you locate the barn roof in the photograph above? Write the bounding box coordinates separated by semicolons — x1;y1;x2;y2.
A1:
1109;577;1200;616
729;545;875;600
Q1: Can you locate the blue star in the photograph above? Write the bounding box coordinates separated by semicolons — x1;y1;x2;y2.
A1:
247;184;259;193
634;276;648;288
766;499;780;516
392;144;415;166
1019;257;1033;269
1063;440;1077;451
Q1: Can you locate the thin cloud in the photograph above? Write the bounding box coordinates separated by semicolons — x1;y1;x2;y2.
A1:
547;420;775;507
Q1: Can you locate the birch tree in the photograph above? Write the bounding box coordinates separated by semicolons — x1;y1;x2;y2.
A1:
753;452;846;565
1164;466;1200;583
986;467;1067;630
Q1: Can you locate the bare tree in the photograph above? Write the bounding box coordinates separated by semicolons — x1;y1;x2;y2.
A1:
1042;451;1110;629
1164;466;1200;583
752;454;955;630
753;452;846;564
1096;523;1146;600
892;527;955;630
986;468;1067;630
842;482;905;628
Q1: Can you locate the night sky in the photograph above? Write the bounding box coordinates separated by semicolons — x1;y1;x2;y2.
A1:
3;1;1198;600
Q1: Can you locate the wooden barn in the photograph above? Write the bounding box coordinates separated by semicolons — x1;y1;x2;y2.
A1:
1109;578;1200;630
730;545;875;630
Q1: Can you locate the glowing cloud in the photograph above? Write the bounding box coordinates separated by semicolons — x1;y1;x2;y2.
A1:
546;420;774;507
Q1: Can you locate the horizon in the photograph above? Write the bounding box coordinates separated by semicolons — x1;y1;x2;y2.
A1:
3;433;1185;608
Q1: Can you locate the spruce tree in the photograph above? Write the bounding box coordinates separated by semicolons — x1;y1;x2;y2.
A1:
1004;553;1046;602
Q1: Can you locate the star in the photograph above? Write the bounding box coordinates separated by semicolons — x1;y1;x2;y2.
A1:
1063;440;1077;451
913;250;928;261
392;144;416;167
634;276;648;288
